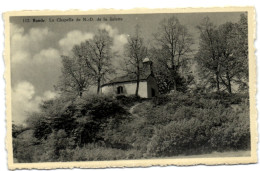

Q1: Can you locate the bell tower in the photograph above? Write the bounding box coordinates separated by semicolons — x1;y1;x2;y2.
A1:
142;58;153;76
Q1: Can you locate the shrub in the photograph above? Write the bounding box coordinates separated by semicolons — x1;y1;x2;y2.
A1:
16;91;250;162
99;117;134;150
209;101;250;151
147;118;203;157
201;92;249;106
26;94;129;146
13;130;44;163
39;129;76;162
146;98;250;157
71;144;144;161
26;113;53;140
152;94;171;105
72;144;127;161
12;124;29;138
116;94;142;106
125;149;144;159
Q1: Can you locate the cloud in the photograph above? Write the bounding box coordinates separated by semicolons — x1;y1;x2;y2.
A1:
59;30;94;55
10;23;24;38
11;50;30;64
10;24;62;96
58;24;127;56
42;90;58;100
11;81;40;125
99;23;118;37
12;81;36;104
33;48;60;63
113;34;128;53
11;24;53;64
12;81;58;125
98;23;128;54
98;24;128;73
11;47;62;100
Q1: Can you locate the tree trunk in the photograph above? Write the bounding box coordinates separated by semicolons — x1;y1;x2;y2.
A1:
172;66;177;90
227;82;232;94
78;86;83;97
173;78;177;91
97;77;101;94
135;64;141;97
135;80;140;97
172;67;177;91
215;73;220;92
135;73;140;97
226;72;232;94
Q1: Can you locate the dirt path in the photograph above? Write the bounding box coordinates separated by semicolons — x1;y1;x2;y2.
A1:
129;103;141;114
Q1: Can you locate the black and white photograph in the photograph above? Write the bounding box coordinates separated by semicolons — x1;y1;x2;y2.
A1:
4;7;256;169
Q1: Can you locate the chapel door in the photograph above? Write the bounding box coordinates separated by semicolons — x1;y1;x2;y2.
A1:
151;88;155;97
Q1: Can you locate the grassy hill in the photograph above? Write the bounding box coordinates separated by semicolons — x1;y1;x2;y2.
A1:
12;92;250;162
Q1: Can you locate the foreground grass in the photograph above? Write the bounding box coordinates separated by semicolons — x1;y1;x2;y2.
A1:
163;150;251;159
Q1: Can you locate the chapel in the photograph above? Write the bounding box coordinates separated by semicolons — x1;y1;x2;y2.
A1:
101;58;159;98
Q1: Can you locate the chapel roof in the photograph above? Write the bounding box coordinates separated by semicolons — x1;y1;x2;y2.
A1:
143;57;150;63
101;72;151;87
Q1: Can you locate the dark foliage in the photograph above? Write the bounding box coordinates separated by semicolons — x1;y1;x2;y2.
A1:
25;94;129;147
13;91;250;162
116;94;142;106
146;92;250;157
12;124;29;138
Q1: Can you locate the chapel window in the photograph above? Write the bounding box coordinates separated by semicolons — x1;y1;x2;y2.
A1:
117;86;123;94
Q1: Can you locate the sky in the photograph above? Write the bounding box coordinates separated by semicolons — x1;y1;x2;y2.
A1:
10;12;245;124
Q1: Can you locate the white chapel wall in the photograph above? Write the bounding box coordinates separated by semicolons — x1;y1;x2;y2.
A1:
101;81;148;98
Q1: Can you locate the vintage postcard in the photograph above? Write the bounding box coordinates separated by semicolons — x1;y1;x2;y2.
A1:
4;7;257;169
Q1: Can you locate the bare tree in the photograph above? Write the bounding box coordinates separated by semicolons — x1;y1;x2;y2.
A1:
217;22;236;93
153;16;193;91
72;29;114;94
124;25;147;97
57;55;92;97
196;15;248;93
227;13;248;91
57;29;114;96
196;17;221;92
196;15;248;94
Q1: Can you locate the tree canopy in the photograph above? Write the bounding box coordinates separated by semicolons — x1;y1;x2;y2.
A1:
151;16;194;93
56;29;114;96
195;14;248;93
124;25;148;96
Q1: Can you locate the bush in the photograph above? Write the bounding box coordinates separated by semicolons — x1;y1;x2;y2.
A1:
99;117;134;150
146;98;250;157
72;144;127;161
202;92;249;106
15;91;250;162
147;118;203;156
116;94;142;106
209;102;250;151
38;129;76;162
13;130;44;163
26;94;129;146
152;94;171;105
